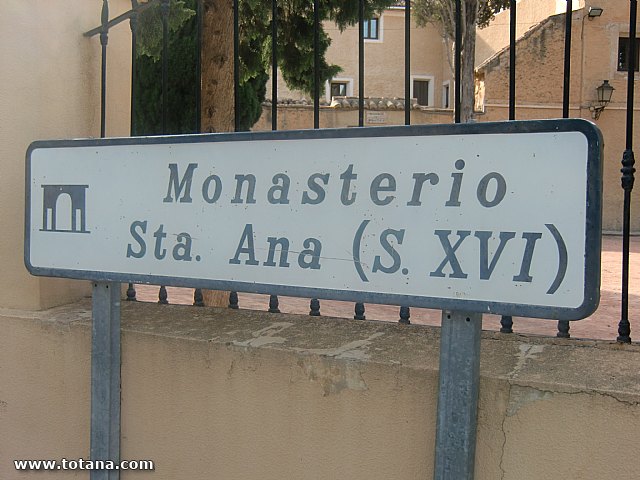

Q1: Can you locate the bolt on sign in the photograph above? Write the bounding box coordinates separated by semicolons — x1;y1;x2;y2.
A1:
25;120;602;320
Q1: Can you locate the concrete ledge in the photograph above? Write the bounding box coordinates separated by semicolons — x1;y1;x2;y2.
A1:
2;300;640;479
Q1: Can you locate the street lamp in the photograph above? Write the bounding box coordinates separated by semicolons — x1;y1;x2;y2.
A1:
591;80;615;120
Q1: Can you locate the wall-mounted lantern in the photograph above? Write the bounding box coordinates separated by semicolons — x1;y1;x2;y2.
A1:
590;80;615;120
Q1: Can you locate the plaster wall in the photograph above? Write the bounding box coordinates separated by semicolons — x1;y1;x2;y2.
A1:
0;0;132;310
2;302;639;479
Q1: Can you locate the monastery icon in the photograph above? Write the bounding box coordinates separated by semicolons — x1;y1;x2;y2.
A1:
41;185;90;233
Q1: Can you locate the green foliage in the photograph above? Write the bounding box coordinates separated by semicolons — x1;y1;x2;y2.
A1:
237;70;268;131
134;0;396;133
136;0;195;60
134;0;198;135
271;4;341;96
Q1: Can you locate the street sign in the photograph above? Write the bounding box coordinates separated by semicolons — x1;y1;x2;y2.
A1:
25;119;602;320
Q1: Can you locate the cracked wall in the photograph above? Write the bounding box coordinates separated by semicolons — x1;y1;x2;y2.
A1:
2;301;640;479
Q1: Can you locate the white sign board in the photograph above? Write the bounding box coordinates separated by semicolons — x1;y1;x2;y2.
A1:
25;120;602;320
366;111;387;124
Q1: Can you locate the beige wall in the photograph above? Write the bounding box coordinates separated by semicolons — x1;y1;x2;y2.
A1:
479;0;640;232
2;302;640;479
254;105;454;131
0;0;132;310
266;9;453;109
476;0;584;64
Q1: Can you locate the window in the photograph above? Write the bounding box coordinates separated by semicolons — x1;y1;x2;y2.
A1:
618;37;640;72
364;17;379;40
442;82;450;109
331;81;348;98
413;80;430;106
410;75;434;106
326;78;353;102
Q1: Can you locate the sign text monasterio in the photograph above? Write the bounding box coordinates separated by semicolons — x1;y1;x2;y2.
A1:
130;160;529;280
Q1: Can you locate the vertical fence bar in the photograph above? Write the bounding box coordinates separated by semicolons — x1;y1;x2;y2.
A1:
161;0;169;133
358;0;364;126
196;0;202;132
158;0;170;304
158;286;168;304
90;282;121;480
100;0;109;138
313;0;320;129
309;298;320;316
499;0;516;332
400;24;412;278
129;1;138;136
228;291;239;309
192;0;204;312
193;288;204;307
268;294;280;313
509;0;516;120
399;306;411;325
454;0;461;124
356;0;365;315
557;321;570;338
126;0;139;302
562;0;572;118
229;0;240;306
558;0;573;338
233;0;240;132
500;317;513;333
618;0;637;344
270;0;280;311
404;0;411;125
271;0;278;130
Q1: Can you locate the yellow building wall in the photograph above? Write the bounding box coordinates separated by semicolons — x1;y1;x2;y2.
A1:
266;9;453;108
476;0;584;65
0;0;132;310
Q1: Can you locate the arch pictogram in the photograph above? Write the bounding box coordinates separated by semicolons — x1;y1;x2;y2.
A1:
41;185;89;233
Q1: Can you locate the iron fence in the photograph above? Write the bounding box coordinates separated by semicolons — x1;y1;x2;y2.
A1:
86;0;637;342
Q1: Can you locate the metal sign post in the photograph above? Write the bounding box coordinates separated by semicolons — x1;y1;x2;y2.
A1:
90;282;121;480
434;311;482;480
24;120;602;479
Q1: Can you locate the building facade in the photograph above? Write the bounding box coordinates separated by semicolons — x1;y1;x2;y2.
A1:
478;0;640;232
256;4;455;129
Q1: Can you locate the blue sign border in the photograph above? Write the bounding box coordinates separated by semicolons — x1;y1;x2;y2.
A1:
25;119;602;320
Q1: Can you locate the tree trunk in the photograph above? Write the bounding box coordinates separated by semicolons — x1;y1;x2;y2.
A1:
202;289;229;307
200;0;234;306
437;0;479;122
201;0;234;133
461;0;478;123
